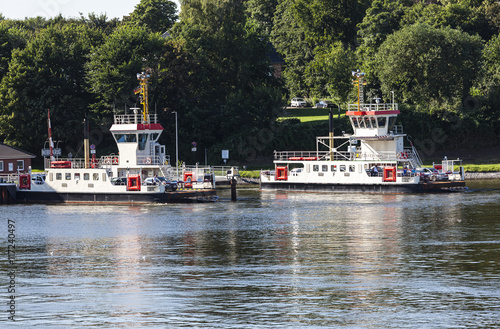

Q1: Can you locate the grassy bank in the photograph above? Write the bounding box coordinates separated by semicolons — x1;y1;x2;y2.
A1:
279;107;338;122
463;164;500;172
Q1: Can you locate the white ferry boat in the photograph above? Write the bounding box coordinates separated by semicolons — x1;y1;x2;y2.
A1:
260;70;466;193
16;73;217;203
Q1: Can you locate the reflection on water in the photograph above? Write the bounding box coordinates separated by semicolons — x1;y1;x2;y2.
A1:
2;187;499;328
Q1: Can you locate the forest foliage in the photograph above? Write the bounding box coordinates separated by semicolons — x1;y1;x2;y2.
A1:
0;0;499;165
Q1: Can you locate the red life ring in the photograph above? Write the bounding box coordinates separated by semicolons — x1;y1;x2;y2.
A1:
112;157;119;164
144;157;152;164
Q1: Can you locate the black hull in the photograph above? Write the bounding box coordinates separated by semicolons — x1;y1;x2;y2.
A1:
15;189;217;204
260;181;466;193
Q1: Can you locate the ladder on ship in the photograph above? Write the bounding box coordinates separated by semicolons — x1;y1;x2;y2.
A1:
403;146;423;169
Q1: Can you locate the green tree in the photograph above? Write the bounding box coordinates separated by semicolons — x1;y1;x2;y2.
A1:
292;0;371;47
305;42;356;103
476;33;500;126
357;0;413;82
126;0;178;33
270;0;313;98
245;0;279;35
375;23;483;106
85;25;166;120
79;13;120;36
0;25;28;81
401;1;497;41
165;0;283;161
0;24;103;153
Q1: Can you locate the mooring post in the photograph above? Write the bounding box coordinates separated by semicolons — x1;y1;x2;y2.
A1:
231;177;237;201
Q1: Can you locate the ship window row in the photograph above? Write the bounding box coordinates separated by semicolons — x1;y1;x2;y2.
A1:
311;164;355;172
351;116;397;130
115;133;160;151
52;172;106;182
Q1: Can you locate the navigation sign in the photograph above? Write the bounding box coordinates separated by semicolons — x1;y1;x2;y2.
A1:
41;148;61;157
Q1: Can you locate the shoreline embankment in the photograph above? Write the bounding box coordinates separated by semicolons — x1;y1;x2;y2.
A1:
464;172;500;180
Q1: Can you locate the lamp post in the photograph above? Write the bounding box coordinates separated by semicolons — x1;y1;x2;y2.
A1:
171;111;179;181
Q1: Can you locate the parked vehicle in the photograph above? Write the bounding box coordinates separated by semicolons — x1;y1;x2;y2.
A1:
144;176;177;191
315;100;334;108
111;177;126;185
291;97;307;107
31;174;46;185
416;167;448;181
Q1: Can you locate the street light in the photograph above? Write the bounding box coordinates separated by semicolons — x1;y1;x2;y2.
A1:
171;111;179;181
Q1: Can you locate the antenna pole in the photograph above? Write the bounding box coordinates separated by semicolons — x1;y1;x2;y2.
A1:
352;70;367;111
47;109;55;162
137;72;150;123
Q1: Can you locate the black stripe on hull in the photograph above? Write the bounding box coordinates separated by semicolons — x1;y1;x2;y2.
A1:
260;181;466;193
16;190;217;204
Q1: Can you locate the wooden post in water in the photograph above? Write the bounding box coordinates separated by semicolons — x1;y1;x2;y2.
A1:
231;177;237;201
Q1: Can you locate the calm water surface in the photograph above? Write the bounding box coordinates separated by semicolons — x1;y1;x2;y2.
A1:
1;182;500;328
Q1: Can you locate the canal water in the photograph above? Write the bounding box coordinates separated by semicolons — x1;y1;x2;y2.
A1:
2;182;500;328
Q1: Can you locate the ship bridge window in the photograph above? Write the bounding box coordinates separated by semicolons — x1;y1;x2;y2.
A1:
351;117;359;128
370;117;377;128
377;116;387;127
150;133;159;141
115;133;137;143
388;117;397;132
358;118;366;128
364;117;372;128
138;133;148;151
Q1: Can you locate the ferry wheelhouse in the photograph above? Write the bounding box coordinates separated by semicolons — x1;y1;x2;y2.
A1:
260;70;466;193
16;73;217;203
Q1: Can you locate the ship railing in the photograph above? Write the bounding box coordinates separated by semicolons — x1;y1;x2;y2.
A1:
274;151;325;161
355;152;398;162
44;157;98;169
275;150;401;162
348;103;398;112
212;166;239;176
137;155;171;166
174;165;216;188
114;113;158;125
0;174;19;184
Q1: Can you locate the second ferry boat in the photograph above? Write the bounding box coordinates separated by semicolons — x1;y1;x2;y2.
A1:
260;70;466;193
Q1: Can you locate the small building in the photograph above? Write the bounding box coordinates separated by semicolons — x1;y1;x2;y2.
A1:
0;143;36;174
268;42;285;79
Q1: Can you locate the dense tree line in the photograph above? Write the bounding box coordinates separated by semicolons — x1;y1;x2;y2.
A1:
1;0;500;165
